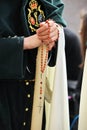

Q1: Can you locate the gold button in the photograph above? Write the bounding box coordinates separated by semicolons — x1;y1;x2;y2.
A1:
27;94;30;98
23;122;26;126
25;108;29;112
25;81;29;86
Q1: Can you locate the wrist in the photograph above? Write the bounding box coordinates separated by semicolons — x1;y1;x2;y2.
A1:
23;34;42;50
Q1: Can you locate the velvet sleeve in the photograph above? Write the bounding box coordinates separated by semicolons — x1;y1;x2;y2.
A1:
0;36;24;79
42;0;66;26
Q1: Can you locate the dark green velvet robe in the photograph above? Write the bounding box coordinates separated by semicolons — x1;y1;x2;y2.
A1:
0;0;66;79
0;0;66;130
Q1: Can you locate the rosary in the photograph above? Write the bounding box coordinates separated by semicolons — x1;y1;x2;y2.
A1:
39;20;50;102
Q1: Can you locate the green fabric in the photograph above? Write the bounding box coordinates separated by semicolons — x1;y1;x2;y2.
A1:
0;1;24;79
0;0;66;79
41;0;66;26
0;37;24;79
0;80;35;130
0;1;66;130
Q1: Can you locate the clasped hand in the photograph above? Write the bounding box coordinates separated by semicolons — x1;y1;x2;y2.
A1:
37;19;59;50
24;19;59;50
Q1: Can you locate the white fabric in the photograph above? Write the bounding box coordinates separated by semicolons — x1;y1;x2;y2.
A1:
31;45;47;130
48;27;70;130
78;50;87;130
45;66;55;130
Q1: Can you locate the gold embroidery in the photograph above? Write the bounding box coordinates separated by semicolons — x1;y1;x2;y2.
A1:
27;0;45;32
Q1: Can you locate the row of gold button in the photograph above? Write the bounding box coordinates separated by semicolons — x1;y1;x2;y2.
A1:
23;80;30;127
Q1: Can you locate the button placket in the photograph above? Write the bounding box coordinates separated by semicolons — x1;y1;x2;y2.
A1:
22;80;31;128
22;80;35;129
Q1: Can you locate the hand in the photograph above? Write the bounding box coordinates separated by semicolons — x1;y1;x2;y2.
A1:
36;19;59;50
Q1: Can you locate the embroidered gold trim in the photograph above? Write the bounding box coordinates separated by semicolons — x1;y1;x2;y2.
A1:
27;0;45;32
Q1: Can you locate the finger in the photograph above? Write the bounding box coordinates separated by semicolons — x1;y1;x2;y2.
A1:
37;23;49;34
48;44;54;51
38;34;49;41
47;41;55;50
50;24;57;33
46;20;59;41
47;19;55;27
38;29;49;36
47;30;58;42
